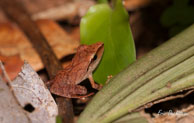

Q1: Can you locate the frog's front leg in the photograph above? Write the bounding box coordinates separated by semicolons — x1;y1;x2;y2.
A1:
50;83;94;98
88;75;102;90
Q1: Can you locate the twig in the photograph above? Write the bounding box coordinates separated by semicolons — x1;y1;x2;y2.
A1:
0;0;74;123
0;61;11;83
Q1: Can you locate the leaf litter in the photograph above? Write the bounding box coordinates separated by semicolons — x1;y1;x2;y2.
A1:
0;61;58;123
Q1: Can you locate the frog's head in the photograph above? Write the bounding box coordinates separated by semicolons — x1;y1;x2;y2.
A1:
84;42;104;73
72;42;104;79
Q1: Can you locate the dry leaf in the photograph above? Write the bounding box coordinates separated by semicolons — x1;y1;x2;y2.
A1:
123;0;151;10
31;0;95;21
36;19;79;58
0;20;79;71
0;54;24;80
0;77;30;123
68;26;80;41
11;62;58;123
0;0;95;22
0;9;8;22
150;105;194;123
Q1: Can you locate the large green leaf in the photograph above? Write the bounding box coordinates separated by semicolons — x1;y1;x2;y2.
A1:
80;0;136;84
78;24;194;123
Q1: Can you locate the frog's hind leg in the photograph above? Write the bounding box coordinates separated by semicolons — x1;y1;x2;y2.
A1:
70;92;94;98
50;83;93;98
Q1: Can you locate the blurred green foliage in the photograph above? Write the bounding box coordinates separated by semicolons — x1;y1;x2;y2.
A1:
161;0;194;37
56;116;62;123
98;0;108;3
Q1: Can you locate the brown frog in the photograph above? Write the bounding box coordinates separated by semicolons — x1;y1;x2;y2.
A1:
49;42;104;98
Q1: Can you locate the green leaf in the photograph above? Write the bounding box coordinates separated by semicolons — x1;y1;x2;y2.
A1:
80;0;136;84
114;112;148;123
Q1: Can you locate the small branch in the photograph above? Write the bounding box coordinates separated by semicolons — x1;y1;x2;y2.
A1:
0;0;74;123
0;61;11;83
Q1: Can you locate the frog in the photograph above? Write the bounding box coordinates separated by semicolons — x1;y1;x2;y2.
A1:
49;42;104;98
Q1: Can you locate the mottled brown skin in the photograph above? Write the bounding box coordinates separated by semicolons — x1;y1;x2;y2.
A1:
49;42;104;98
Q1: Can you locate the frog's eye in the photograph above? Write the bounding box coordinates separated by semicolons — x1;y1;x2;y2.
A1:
87;54;98;72
92;54;97;61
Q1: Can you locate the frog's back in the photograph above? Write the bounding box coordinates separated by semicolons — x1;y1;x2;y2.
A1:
52;63;88;85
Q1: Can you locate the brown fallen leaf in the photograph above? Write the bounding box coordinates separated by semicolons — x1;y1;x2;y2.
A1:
0;20;79;71
0;54;24;80
31;0;95;22
150;100;194;123
0;0;95;22
0;9;8;22
68;26;80;41
36;19;79;58
123;0;151;10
